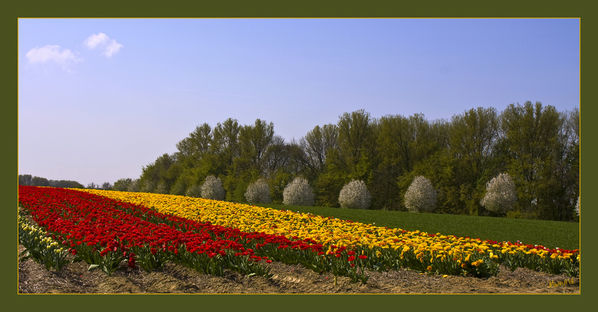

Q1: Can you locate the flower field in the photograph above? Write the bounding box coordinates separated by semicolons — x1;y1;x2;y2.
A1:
19;186;368;281
18;186;579;286
80;188;579;277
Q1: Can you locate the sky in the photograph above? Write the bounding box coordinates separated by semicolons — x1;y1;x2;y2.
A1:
18;18;580;186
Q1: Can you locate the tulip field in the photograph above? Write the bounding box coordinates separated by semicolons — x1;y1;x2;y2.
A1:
18;186;579;290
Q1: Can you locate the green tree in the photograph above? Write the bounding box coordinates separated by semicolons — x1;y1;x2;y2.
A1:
374;114;449;210
113;178;133;191
500;101;568;220
301;124;338;180
337;110;376;181
31;176;50;186
138;153;177;193
170;177;187;195
448;107;500;215
176;123;212;167
225;119;274;202
264;137;306;177
563;108;580;220
127;179;140;192
210;118;241;176
239;119;274;173
373;115;412;210
19;174;32;186
129;106;578;221
268;169;293;203
49;180;84;188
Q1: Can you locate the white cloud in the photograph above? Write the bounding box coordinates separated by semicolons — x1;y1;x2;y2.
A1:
104;39;123;57
84;32;109;49
25;45;81;66
84;32;123;57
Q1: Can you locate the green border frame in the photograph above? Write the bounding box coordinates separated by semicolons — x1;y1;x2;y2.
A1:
2;0;593;310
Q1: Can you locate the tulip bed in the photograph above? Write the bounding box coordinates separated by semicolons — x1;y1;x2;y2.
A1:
19;186;579;284
19;186;378;281
80;189;580;278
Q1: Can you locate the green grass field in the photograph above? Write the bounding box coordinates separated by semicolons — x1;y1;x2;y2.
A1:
262;204;579;250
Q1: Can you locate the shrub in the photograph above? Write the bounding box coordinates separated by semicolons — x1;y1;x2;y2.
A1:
200;175;225;200
480;173;517;214
245;178;271;204
185;184;202;198
283;177;315;206
404;176;437;213
338;180;371;209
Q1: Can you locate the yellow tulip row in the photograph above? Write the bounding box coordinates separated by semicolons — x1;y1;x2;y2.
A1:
18;213;70;270
19;215;64;253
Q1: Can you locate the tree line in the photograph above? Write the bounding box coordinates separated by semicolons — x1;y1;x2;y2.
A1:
18;174;85;189
108;101;578;221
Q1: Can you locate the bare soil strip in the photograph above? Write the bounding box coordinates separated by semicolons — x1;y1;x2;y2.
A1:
18;245;579;294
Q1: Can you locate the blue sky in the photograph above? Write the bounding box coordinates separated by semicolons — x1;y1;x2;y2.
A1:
18;18;579;186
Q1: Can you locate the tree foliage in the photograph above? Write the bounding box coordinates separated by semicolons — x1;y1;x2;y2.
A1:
128;103;578;221
185;184;202;198
113;178;133;191
19;174;84;188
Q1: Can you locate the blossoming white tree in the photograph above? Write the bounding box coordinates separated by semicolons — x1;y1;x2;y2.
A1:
245;178;271;204
480;173;517;214
575;196;580;217
404;176;437;213
200;175;225;200
283;177;314;206
338;180;371;209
